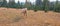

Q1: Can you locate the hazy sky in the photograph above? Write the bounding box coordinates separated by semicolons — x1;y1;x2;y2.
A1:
6;0;60;3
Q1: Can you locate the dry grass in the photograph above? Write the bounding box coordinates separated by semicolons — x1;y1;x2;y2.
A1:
0;8;60;26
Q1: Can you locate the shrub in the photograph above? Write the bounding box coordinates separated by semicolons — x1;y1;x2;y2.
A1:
34;9;37;12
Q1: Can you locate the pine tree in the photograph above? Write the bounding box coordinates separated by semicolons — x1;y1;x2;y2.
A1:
0;0;7;7
54;0;58;11
54;0;60;12
24;0;31;9
17;0;20;8
43;0;49;12
8;0;15;8
36;0;42;6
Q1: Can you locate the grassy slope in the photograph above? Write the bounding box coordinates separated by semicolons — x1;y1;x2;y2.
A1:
0;8;60;26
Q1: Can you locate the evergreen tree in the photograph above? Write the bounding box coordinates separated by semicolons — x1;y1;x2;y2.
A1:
54;0;58;11
8;0;16;8
17;0;20;8
54;0;60;12
36;0;42;6
0;0;7;7
24;0;32;10
43;0;49;12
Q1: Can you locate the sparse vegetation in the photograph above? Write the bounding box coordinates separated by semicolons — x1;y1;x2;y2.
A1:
0;8;59;26
12;16;23;22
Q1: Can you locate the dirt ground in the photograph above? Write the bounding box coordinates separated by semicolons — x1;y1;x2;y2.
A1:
0;8;60;26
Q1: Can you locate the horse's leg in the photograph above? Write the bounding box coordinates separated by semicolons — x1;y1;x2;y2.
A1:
24;12;27;16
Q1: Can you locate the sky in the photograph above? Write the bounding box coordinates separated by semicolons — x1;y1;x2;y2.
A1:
6;0;60;3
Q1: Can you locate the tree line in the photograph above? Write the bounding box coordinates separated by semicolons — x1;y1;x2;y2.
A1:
0;0;60;13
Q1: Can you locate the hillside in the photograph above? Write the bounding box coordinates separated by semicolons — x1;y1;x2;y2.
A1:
0;8;60;26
